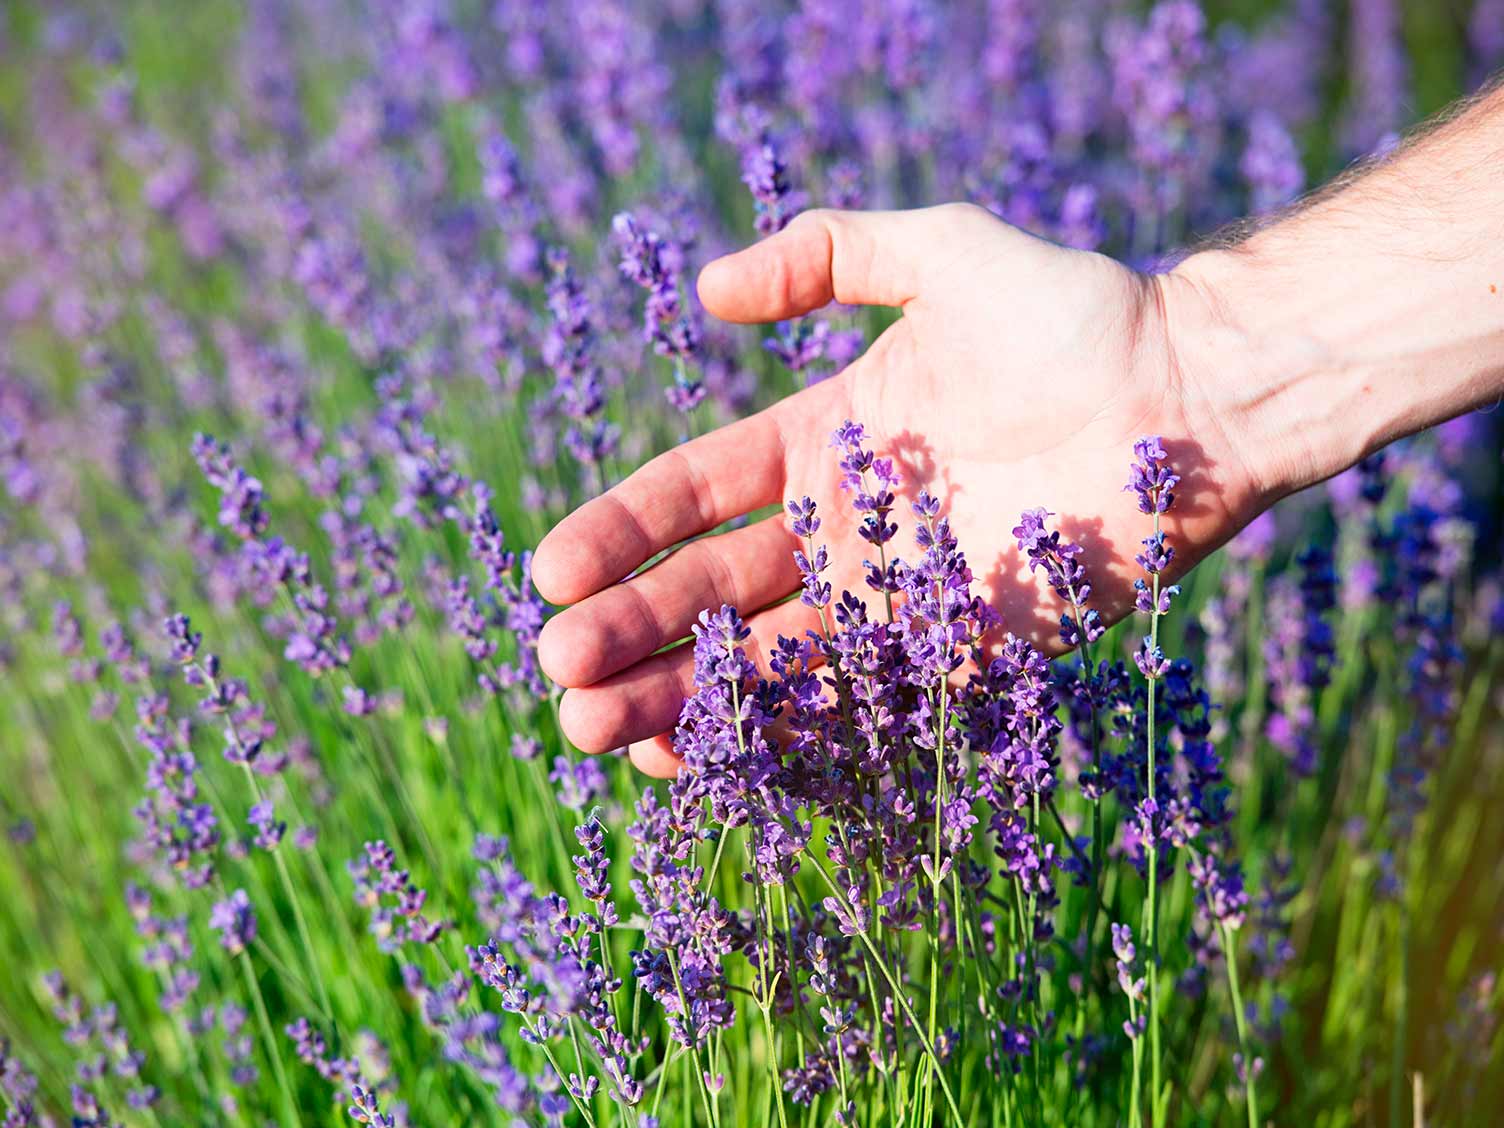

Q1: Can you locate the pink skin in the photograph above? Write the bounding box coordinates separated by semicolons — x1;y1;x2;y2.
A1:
532;204;1267;775
536;80;1504;778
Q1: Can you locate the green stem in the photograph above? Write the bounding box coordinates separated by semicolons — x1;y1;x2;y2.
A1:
1218;921;1260;1128
240;763;335;1027
1146;515;1165;1128
525;1017;599;1128
1390;890;1412;1128
806;855;963;1126
238;950;303;1128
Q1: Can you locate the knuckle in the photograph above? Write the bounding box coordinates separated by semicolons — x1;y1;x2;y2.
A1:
936;200;992;230
793;206;834;231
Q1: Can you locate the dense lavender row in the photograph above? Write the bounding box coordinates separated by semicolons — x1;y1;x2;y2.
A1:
2;1;1503;1126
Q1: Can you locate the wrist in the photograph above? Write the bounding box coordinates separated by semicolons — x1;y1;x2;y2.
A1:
1157;245;1384;509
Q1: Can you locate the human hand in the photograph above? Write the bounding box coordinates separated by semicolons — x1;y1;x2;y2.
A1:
533;203;1272;775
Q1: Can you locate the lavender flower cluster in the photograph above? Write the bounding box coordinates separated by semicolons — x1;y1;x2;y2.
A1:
2;1;1501;1125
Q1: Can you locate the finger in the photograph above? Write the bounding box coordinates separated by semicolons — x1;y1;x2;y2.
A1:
697;203;987;323
556;598;822;755
538;515;802;688
532;410;786;606
628;736;681;779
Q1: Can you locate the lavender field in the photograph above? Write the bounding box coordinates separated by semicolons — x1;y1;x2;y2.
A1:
2;1;1502;1125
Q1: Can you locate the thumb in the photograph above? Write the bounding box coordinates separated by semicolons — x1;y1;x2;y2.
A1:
697;203;993;324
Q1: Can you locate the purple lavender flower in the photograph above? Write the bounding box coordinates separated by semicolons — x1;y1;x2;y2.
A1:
1262;547;1338;776
1055;183;1106;251
192;433;269;540
1188;852;1248;929
1472;0;1504;79
221;1004;258;1088
789;496;834;612
209;889;257;955
1014;507;1103;648
348;1083;396;1128
1124;436;1180;515
1135;532;1175;576
612;213;704;413
247;800;286;851
572;0;669;178
1241;112;1304;214
571;814;617;928
349;841;445;951
831;421;901;595
0;1038;41;1124
477;125;542;282
1112;922;1148;1035
164;613;201;664
101;621;149;683
132;690;220;889
191;435;353;674
445;487;551;700
1340;0;1410;157
1107;1;1219;222
764;318;859;382
549;756;608;812
739;127;798;237
543;248;619;468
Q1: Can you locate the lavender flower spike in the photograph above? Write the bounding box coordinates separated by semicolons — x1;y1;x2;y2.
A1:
1124;436;1180;515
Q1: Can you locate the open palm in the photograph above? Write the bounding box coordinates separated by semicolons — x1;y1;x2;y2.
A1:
533;204;1263;774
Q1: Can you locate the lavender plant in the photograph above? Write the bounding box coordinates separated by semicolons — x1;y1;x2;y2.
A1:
2;1;1503;1126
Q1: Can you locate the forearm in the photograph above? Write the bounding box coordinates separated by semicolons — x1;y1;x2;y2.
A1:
1165;83;1504;505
